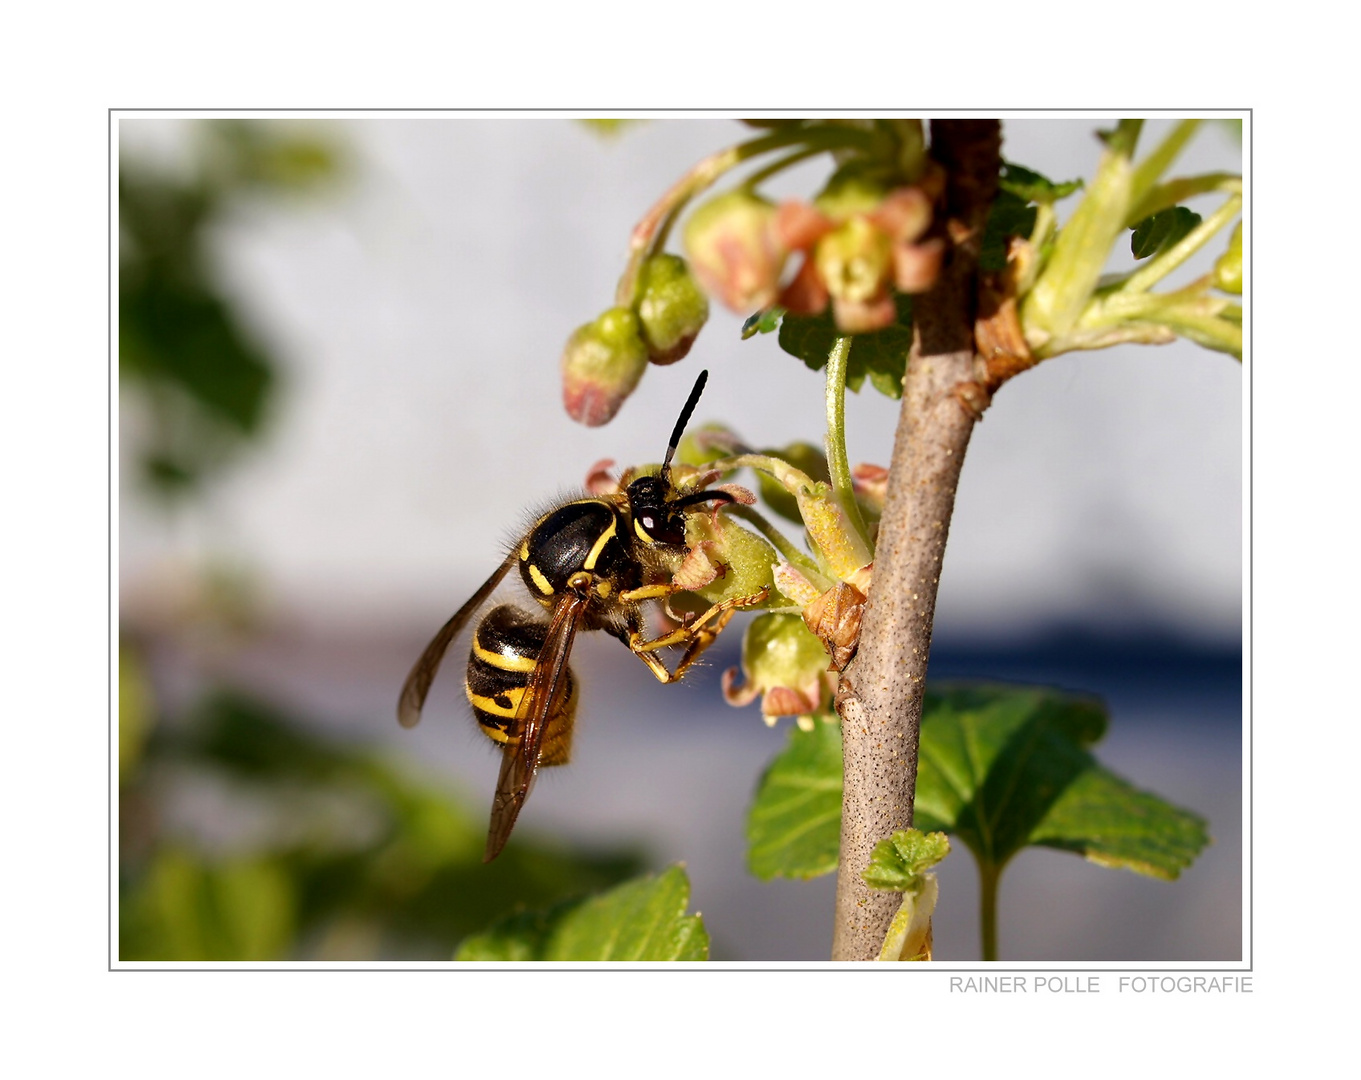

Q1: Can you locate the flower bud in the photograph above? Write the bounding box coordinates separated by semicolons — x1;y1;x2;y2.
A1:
1213;222;1242;295
815;217;893;305
682;190;786;313
636;254;710;364
813;173;889;220
561;307;649;426
872;187;934;245
892;237;945;294
814;216;897;332
682;510;778;607
722;612;836;722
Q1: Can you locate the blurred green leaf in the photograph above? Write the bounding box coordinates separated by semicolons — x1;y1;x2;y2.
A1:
122;848;296;961
777;294;911;399
747;719;843;880
998;162;1084;206
1129;206;1203;260
456;866;708;961
980;188;1038;272
980;162;1084;274
119;121;342;497
119;640;154;784
122;688;645;961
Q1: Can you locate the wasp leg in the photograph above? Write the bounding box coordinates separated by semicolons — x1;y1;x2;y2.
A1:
626;586;769;685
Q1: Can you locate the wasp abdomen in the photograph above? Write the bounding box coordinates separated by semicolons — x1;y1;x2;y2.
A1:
465;605;576;766
519;500;634;600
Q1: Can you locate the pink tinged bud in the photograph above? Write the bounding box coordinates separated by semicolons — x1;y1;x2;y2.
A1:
815;216;897;332
774;200;833;251
871;187;933;245
682;190;786;314
851;463;889;513
636;254;710;365
892;237;945;294
561;307;649;426
815;217;892;305
777;255;829;317
721;612;836;721
584;459;621;495
831;292;898;334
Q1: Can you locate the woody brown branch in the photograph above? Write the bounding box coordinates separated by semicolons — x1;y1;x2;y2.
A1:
830;119;1001;961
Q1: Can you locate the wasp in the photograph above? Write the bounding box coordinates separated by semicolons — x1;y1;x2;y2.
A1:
397;370;768;861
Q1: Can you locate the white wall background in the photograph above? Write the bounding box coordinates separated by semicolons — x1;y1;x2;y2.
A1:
118;117;1244;643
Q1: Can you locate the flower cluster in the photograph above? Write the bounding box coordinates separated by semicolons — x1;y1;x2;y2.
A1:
683;174;945;334
561;254;710;427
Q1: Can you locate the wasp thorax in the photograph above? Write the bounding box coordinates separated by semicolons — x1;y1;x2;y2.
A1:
518;499;638;609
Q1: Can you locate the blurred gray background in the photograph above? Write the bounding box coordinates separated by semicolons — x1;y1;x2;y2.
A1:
118;116;1244;962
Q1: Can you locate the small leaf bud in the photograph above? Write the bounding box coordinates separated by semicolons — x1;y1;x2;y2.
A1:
561;307;649;426
636;254;710;365
1213;222;1242;295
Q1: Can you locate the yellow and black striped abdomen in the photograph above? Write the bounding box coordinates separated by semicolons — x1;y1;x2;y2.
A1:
465;605;577;766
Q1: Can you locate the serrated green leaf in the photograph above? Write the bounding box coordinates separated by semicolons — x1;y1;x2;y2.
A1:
455;866;709;961
776;294;911;399
998;161;1084;206
744;683;1209;885
747;719;843;880
1130;206;1203;260
862;829;951;891
913;685;1208;879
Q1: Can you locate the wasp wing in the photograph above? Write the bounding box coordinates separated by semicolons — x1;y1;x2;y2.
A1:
483;590;589;862
397;553;517;729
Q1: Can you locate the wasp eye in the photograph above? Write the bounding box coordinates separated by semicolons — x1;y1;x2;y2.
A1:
641;514;656;530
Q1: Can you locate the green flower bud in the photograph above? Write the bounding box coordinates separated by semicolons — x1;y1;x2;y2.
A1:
722;613;835;721
561;307;649;426
681;512;778;607
636;254;710;364
813;173;889;221
1213;222;1242;295
815;217;894;305
682;190;785;313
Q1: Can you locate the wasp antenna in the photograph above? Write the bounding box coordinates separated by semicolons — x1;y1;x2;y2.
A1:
661;369;709;478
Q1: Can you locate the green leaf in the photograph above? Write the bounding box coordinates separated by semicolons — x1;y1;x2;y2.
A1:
1130;206;1203;260
979;189;1037;273
742;306;785;339
862;829;951;891
913;685;1208;880
747;719;843;880
743;683;1209;885
776;293;911;399
998;161;1084;206
455;866;708;961
121;848;296;961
